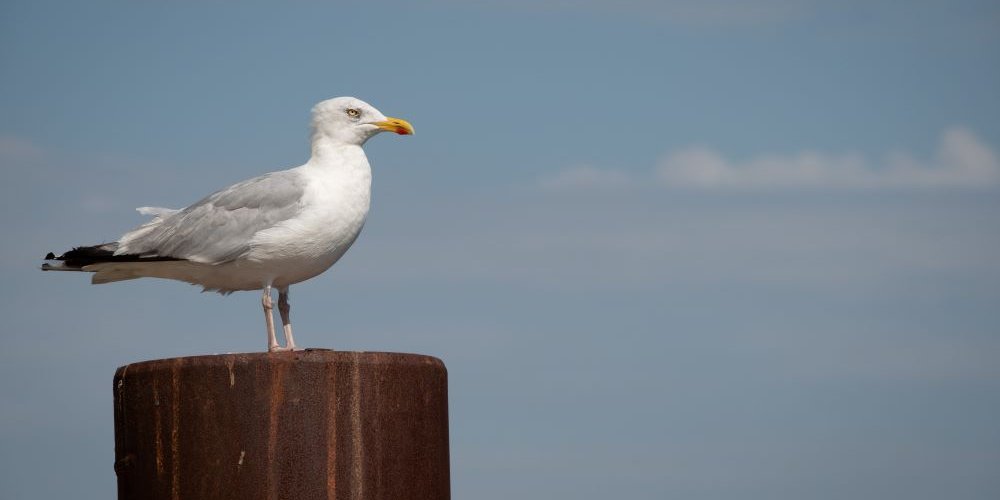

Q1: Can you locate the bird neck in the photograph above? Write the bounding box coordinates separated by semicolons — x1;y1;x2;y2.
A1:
310;139;365;163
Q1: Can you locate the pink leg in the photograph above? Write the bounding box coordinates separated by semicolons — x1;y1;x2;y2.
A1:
262;286;281;352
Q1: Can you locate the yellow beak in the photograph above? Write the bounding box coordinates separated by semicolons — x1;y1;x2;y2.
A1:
374;117;414;135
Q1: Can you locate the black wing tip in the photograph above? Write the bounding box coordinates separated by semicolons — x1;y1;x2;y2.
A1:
42;242;183;268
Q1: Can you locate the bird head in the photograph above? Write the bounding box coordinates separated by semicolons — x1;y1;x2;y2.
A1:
310;97;414;147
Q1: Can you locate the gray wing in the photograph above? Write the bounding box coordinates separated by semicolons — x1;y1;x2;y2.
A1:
116;170;307;264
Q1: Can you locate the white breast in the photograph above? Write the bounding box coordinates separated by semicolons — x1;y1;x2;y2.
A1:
245;146;373;287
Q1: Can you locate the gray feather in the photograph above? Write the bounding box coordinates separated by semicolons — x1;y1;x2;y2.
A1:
117;170;307;264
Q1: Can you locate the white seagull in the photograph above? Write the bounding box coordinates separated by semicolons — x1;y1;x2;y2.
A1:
42;97;413;352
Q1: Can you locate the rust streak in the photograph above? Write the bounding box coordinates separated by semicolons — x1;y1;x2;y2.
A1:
153;381;164;477
350;352;363;500
266;360;286;500
326;357;338;499
226;358;235;388
118;364;129;387
170;363;180;500
114;364;129;471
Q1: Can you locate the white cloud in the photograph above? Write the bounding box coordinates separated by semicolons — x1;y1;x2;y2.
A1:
538;127;1000;192
656;127;1000;190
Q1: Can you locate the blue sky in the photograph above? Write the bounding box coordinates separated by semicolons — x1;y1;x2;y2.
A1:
2;1;999;498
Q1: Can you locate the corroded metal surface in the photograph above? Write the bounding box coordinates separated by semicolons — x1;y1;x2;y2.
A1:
113;350;450;500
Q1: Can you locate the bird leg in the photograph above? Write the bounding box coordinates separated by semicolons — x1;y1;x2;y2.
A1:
278;287;298;351
263;285;281;352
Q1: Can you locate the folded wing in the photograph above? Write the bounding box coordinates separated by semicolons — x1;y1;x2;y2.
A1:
117;170;307;264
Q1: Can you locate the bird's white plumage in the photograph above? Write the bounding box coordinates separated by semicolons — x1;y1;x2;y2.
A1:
89;97;399;293
50;96;414;351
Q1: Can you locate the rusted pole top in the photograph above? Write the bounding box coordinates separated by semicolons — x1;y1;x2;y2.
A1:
113;350;450;500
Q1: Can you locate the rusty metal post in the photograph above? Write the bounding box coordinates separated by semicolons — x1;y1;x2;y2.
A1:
113;350;450;500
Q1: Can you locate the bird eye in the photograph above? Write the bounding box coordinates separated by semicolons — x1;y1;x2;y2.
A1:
346;108;360;118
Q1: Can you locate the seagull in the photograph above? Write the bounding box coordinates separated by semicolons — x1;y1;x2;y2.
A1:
42;97;413;352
